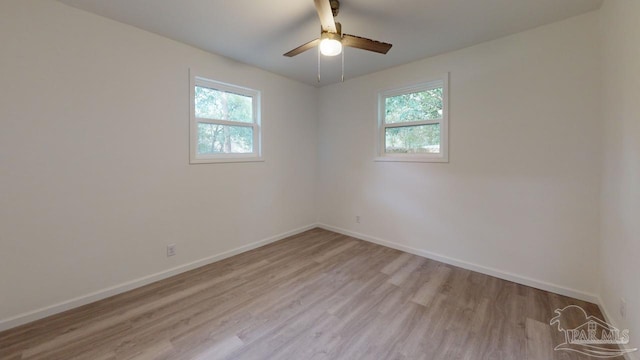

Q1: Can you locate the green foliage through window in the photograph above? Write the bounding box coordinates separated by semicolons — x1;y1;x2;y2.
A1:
385;124;440;154
195;86;252;123
384;87;443;124
197;124;253;154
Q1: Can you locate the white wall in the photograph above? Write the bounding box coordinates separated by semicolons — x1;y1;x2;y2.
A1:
599;0;640;355
317;12;603;300
0;0;318;327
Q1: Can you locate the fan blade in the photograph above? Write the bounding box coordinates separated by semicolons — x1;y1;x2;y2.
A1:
284;38;320;57
314;0;337;33
342;34;392;54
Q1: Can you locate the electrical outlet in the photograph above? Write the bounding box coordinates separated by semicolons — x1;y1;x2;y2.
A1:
356;215;361;224
167;244;177;257
620;298;627;319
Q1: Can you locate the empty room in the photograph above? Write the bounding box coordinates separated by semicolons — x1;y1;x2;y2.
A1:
1;0;638;359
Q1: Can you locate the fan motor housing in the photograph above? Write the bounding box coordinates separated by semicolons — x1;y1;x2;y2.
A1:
330;0;340;17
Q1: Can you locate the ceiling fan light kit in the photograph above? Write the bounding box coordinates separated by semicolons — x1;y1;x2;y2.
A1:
319;32;343;56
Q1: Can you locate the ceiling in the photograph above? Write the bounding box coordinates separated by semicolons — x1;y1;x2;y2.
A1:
57;0;603;87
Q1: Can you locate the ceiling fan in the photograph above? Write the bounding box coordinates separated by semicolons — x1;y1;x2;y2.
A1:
284;0;392;58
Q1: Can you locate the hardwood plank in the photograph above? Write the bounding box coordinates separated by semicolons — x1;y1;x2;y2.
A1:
387;256;425;286
526;318;555;360
410;263;451;306
191;336;244;360
380;252;413;275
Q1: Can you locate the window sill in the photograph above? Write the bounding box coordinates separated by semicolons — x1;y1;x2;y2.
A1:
374;156;448;163
190;157;264;164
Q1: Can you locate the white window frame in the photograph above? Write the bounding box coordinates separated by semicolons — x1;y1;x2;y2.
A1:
190;71;262;164
376;74;449;163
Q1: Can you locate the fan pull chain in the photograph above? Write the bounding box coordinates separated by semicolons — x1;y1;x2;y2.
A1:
317;46;321;83
341;48;345;82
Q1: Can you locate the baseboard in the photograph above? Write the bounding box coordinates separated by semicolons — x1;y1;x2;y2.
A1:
0;224;317;332
597;296;639;360
318;223;599;304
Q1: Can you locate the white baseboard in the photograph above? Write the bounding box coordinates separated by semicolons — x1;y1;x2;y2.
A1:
318;223;599;304
0;224;317;332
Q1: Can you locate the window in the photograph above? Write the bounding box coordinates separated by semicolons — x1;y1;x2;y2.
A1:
377;75;448;162
190;73;261;163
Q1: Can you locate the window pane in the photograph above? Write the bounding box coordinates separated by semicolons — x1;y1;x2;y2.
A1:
195;86;253;123
384;87;443;124
385;124;440;154
197;123;254;154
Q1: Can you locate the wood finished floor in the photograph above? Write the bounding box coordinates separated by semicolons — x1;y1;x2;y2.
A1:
0;228;606;360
